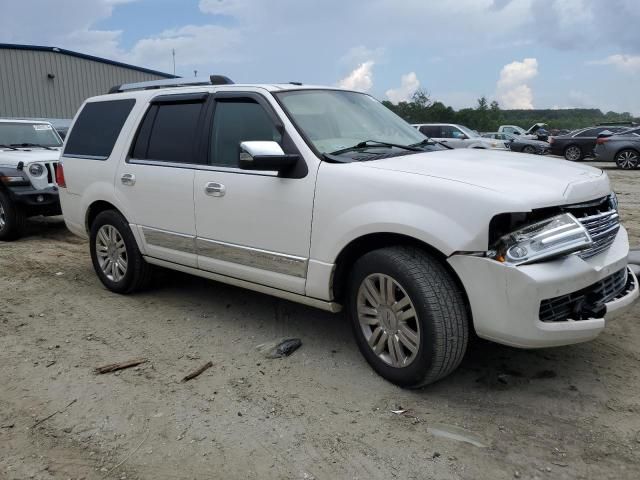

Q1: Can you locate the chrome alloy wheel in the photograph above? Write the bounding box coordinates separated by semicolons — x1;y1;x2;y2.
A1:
0;202;5;231
616;150;639;169
357;274;420;368
96;225;128;282
565;145;581;161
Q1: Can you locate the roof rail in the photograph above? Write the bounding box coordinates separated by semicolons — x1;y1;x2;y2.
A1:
109;75;234;94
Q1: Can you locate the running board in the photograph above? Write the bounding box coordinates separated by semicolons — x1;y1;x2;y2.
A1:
144;256;342;313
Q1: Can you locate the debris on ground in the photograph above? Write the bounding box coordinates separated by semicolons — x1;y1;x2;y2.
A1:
32;399;77;429
181;361;214;382
95;358;147;374
256;338;302;359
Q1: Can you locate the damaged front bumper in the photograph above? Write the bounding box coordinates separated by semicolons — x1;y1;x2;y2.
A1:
448;226;639;348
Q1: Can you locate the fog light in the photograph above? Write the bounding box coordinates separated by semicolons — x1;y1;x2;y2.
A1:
37;195;44;203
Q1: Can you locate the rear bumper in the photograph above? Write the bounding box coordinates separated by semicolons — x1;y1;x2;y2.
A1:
6;185;61;216
448;227;638;348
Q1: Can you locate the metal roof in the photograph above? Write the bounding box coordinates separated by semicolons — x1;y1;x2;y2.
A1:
0;43;177;79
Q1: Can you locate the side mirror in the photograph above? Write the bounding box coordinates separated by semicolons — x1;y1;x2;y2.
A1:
460;134;468;140
238;141;299;173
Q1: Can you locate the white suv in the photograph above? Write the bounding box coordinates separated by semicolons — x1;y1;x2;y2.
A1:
412;123;507;149
59;76;638;387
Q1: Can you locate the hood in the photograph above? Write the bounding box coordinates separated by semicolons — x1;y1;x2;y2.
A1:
0;148;61;168
526;122;547;134
357;148;610;208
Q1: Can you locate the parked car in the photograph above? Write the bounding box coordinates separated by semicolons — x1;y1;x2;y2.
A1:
594;127;640;169
549;126;629;161
0;119;63;240
499;123;548;141
482;132;550;155
412;123;507;149
58;77;638;388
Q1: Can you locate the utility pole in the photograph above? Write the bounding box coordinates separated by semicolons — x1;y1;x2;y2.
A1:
172;49;176;75
194;70;198;78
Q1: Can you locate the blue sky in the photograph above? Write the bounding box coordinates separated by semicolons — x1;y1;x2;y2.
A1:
2;0;640;114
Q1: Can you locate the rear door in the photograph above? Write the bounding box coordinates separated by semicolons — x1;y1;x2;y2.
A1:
115;92;209;267
193;90;315;294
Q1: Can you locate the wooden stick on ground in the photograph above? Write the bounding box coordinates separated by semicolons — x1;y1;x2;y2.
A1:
94;358;147;374
32;398;77;429
182;361;213;382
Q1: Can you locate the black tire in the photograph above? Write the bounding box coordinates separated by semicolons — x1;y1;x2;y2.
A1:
564;145;583;161
347;246;469;388
0;190;26;241
522;145;536;154
615;149;639;170
89;210;152;293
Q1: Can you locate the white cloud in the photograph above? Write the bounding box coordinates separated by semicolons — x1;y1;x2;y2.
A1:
588;54;640;73
338;61;375;91
496;58;538;109
385;72;420;104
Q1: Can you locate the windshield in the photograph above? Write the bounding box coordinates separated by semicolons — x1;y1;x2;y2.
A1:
0;122;63;147
275;90;425;155
457;125;479;138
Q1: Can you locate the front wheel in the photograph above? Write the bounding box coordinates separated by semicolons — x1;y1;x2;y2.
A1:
564;145;583;161
348;246;469;388
0;190;26;241
615;149;639;170
90;210;152;293
522;145;536;154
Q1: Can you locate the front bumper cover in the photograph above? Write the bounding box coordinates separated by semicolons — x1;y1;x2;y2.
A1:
448;226;638;348
5;185;61;215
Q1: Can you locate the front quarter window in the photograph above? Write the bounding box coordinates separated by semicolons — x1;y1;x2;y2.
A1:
275;89;424;155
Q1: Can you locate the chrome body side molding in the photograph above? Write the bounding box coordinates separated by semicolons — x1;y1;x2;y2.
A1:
195;238;308;278
141;226;197;254
144;256;341;312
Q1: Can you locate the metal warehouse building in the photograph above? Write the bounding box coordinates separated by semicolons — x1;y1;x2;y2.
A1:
0;43;176;119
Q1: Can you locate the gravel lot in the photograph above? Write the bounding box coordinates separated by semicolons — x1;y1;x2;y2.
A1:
1;162;639;480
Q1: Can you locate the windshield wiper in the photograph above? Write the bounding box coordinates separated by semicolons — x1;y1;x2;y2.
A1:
329;140;423;156
0;144;18;150
410;138;453;150
10;143;55;150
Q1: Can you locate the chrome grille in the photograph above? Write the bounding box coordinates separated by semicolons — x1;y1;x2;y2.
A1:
562;195;620;259
539;268;631;322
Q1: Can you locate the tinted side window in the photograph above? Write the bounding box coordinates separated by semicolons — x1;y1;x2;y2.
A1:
64;99;135;159
144;102;204;163
440;126;456;138
419;125;439;137
210;100;282;167
576;128;600;137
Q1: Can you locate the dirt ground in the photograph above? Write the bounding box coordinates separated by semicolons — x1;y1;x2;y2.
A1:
1;162;639;480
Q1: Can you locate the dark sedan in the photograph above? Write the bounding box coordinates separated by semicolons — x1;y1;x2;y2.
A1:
482;132;549;154
594;127;640;169
549;126;628;161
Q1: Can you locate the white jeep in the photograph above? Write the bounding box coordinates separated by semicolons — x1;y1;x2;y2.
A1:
58;77;639;387
0;119;63;240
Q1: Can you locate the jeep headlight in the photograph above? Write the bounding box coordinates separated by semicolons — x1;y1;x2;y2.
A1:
491;213;593;266
29;163;45;177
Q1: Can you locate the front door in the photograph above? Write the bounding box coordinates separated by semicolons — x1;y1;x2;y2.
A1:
115;93;209;267
193;91;316;294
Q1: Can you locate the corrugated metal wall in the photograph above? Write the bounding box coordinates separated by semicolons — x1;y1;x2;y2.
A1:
0;48;168;118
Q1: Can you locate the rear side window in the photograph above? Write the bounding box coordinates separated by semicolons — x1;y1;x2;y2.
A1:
64;99;135;159
209;99;282;167
132;95;206;164
419;125;440;137
575;128;601;137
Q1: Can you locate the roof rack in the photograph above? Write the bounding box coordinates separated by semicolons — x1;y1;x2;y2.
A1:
109;75;234;94
596;121;638;126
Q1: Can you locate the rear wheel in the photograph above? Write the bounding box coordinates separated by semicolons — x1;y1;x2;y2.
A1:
0;190;26;241
522;145;536;154
564;145;583;161
90;210;152;293
348;246;469;388
615;149;639;170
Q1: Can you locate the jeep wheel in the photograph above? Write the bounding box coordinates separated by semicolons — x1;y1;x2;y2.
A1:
348;246;468;388
0;190;26;241
90;210;152;293
615;149;639;170
564;145;583;161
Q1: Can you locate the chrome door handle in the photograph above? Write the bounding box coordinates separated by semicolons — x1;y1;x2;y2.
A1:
205;182;226;197
121;173;136;186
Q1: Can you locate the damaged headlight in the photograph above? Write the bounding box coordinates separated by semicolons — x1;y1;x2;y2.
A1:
490;213;592;266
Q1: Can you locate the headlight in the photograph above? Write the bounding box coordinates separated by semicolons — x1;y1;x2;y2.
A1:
491;213;592;266
29;163;45;177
